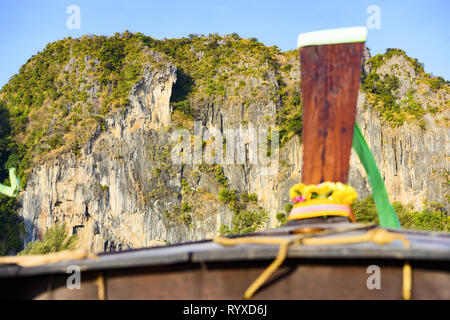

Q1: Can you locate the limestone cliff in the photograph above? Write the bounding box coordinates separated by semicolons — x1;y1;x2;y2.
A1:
2;34;447;252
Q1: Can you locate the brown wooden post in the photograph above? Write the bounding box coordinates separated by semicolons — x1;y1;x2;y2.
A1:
286;28;367;224
298;29;366;184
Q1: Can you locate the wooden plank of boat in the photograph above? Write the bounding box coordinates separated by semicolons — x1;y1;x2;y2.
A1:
1;225;449;278
0;230;449;299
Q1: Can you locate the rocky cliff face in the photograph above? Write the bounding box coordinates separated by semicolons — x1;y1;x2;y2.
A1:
355;94;449;213
16;40;449;252
19;61;237;251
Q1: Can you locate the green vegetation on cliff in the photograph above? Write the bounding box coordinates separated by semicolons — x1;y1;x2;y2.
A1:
19;222;77;255
135;32;281;100
0;195;25;255
0;32;303;187
219;208;269;236
0;104;25;255
134;33;303;142
366;48;425;75
0;32;156;186
362;72;403;125
353;195;449;232
362;48;448;128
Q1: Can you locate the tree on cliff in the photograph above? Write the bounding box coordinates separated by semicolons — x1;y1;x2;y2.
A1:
19;223;77;255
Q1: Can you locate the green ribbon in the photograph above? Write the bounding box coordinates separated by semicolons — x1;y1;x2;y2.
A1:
0;167;20;197
352;124;401;229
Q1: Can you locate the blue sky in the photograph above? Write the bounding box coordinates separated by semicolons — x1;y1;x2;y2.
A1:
0;0;448;88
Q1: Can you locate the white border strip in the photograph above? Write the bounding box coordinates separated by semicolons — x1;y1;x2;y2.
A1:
297;26;367;48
